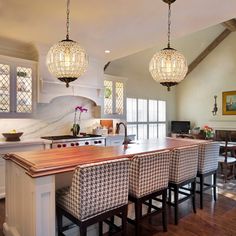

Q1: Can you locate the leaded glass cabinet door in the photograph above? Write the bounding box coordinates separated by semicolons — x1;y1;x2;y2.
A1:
0;55;36;117
103;75;126;119
16;66;33;113
0;63;10;113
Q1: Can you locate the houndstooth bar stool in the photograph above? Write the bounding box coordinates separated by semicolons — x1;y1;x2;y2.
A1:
197;142;219;209
128;150;171;236
56;158;130;236
168;145;199;225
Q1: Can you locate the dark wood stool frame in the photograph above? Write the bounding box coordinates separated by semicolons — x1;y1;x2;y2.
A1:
196;169;217;209
168;177;196;225
127;188;167;236
56;204;128;236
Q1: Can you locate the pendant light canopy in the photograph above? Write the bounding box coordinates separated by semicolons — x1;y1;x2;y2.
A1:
46;0;89;88
149;0;188;91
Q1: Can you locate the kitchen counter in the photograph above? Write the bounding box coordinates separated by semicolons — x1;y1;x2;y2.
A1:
5;137;207;178
0;138;51;148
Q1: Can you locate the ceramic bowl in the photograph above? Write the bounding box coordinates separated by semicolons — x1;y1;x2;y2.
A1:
2;132;23;141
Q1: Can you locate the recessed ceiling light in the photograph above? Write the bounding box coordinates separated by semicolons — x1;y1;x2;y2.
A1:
105;50;111;54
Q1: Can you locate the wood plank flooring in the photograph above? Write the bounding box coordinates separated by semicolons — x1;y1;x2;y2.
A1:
0;193;236;236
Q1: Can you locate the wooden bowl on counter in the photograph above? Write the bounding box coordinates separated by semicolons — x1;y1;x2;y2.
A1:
2;132;23;141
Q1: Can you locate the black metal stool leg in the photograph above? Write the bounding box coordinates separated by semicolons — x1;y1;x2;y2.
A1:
192;180;196;214
121;206;128;236
80;225;87;236
134;200;142;236
200;174;204;209
162;189;167;232
99;221;103;236
168;187;172;204
56;207;63;236
213;172;217;201
109;216;114;235
174;185;179;225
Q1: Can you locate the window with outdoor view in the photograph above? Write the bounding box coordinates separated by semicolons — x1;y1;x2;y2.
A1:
126;98;166;140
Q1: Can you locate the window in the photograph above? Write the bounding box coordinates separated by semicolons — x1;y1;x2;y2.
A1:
103;77;125;117
127;98;166;140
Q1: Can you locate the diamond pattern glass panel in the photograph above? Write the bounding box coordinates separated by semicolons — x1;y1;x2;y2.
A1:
115;82;124;115
16;67;32;113
104;80;113;114
0;64;10;112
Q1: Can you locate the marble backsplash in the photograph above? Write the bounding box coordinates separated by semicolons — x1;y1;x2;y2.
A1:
0;96;101;140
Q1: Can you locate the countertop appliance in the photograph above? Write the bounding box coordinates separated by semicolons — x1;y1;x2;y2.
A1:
41;134;106;149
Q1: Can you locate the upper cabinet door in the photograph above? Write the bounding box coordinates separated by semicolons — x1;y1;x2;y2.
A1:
103;74;127;119
16;66;33;114
0;55;37;118
0;63;10;113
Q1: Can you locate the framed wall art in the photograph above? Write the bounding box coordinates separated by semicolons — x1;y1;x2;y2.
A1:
222;91;236;115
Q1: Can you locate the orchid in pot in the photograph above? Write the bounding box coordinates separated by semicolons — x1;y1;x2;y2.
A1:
71;105;88;136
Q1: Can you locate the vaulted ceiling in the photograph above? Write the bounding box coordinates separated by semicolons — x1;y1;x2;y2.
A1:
0;0;236;60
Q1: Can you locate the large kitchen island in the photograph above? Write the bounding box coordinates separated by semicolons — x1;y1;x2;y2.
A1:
3;138;207;236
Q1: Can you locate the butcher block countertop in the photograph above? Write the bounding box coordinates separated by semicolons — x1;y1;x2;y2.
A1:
4;138;208;178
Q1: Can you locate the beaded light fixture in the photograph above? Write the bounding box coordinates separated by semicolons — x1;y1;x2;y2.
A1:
46;0;89;88
149;0;188;91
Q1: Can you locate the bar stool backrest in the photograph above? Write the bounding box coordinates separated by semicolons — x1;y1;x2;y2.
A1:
198;142;220;174
68;158;129;220
169;145;198;184
129;150;170;198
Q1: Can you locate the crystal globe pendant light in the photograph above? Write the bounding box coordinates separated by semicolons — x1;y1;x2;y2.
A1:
149;0;188;91
46;0;89;88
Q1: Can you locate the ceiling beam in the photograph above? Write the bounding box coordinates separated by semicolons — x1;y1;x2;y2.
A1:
187;29;231;76
104;61;111;71
222;19;236;32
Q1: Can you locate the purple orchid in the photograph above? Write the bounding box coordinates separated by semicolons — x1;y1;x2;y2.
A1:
75;106;88;113
74;105;88;124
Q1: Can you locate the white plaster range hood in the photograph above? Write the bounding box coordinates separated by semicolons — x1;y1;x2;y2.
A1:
35;43;105;106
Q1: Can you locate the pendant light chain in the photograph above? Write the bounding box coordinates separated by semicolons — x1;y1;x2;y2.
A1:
167;2;171;48
66;0;70;40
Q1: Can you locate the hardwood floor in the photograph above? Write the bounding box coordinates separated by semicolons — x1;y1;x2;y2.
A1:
0;194;236;236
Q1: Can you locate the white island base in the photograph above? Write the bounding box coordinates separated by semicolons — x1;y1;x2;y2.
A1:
3;160;100;236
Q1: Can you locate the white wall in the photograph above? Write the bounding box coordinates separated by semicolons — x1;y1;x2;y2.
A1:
176;31;236;130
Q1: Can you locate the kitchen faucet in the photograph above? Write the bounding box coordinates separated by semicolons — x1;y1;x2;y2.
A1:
115;122;130;145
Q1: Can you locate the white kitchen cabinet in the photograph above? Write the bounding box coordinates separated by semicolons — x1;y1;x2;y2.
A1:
105;134;135;146
0;140;49;199
106;136;124;146
0;156;5;199
0;55;37;118
102;74;127;119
